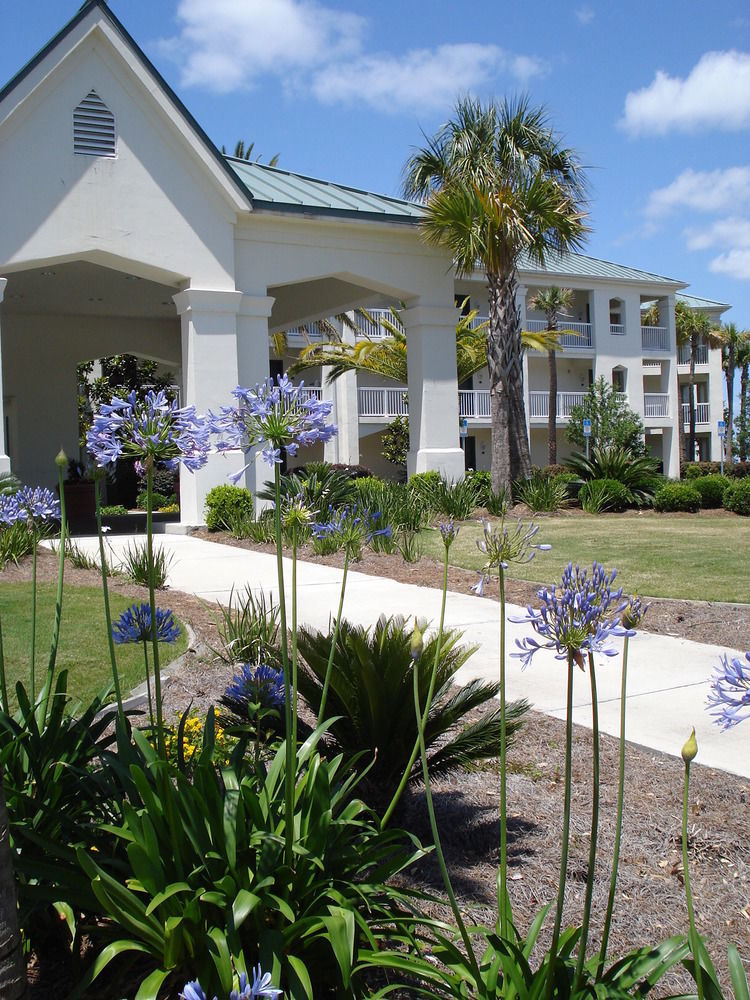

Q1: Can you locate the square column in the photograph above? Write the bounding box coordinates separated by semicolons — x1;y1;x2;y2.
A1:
0;279;10;476
173;287;245;525
403;303;464;480
661;294;681;477
237;294;275;499
323;316;359;467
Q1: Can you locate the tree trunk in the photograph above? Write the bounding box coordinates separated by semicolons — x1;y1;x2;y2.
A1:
688;332;697;461
725;346;735;464
547;344;558;466
486;271;512;494
498;269;531;481
0;766;26;999
740;364;749;462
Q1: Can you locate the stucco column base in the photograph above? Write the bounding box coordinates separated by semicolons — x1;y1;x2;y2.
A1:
407;446;465;480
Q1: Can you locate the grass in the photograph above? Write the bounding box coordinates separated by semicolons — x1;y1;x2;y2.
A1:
420;512;750;604
0;582;188;708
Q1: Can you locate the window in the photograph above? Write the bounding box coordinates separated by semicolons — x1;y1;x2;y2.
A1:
612;367;626;393
73;90;116;157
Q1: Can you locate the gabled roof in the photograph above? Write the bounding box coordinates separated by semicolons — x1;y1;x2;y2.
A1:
228;159;424;223
0;0;253;211
677;292;731;312
518;248;683;286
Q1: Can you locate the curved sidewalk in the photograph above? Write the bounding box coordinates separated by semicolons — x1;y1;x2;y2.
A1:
70;533;750;778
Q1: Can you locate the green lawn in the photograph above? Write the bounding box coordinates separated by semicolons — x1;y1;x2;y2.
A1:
420;513;750;603
0;582;188;708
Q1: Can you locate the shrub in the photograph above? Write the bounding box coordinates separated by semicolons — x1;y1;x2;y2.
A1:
408;470;442;508
515;471;569;512
137;464;178;498
121;540;174;588
692;475;730;509
100;504;128;516
135;489;172;510
211;586;281;665
354;477;428;532
296;615;529;797
579;478;630;513
565;446;661;506
259;462;357;521
566;376;646;455
204;484;254;531
328;462;374;479
243;509;276;544
683;461;720;479
464;468;492;505
156;502;180;515
538;463;568;479
653;482;701;513
425;476;483;520
723;478;750;515
0;521;33;568
728;461;750;478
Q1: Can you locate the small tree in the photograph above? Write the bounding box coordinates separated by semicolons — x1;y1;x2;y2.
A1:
566;377;646;456
77;355;177;446
382;415;410;475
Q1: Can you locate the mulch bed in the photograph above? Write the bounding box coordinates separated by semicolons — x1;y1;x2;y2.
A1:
5;547;749;996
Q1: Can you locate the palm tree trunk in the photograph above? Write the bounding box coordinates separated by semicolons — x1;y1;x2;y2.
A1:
0;766;26;999
688;333;697;461
548;345;558;465
499;269;532;480
486;271;512;493
725;346;735;464
740;364;749;462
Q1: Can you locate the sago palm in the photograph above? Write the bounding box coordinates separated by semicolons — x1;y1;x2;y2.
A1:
403;96;588;492
530;286;574;464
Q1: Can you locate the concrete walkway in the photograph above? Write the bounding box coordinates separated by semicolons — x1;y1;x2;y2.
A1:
67;533;750;778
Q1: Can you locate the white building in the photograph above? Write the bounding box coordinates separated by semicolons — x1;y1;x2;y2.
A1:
0;1;729;528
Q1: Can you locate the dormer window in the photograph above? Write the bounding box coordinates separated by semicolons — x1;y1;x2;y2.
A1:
73;90;116;157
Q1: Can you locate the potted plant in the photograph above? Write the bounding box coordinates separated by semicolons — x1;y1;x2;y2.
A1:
62;459;96;530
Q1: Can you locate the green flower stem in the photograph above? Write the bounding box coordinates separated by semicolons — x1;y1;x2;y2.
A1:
317;549;350;725
273;466;294;871
683;757;704;1000
146;465;165;757
381;541;450;830
95;477;124;721
39;460;67;726
30;525;38;701
498;566;509;939
597;634;630;979
0;615;7;714
412;628;483;991
142;640;155;732
574;652;600;990
545;648;575;1000
291;523;299;751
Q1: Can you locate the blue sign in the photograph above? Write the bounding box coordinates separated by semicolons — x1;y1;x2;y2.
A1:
718;420;726;438
459;418;469;438
583;418;592;438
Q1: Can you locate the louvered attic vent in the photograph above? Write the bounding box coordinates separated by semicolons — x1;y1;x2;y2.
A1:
73;90;116;156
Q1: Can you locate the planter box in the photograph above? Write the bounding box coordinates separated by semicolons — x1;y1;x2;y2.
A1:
62;481;96;533
101;511;180;535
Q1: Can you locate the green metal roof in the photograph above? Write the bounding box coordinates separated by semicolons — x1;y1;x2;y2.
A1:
228;159;424;223
518;248;681;285
676;292;731;311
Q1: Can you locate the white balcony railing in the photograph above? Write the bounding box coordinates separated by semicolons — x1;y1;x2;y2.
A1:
682;402;710;425
525;319;593;348
678;344;709;366
641;326;670;351
299;386;323;402
644;393;670;418
358;386;408;418
355;308;400;340
609;323;625;335
458;389;491;418
528;391;587;419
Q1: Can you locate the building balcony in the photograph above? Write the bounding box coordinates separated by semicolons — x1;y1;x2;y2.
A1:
358;386;408;418
681;402;710;425
525;319;593;348
643;393;670;418
528;390;588;420
677;344;709;367
641;326;670;352
458;389;491;418
300;386;323;401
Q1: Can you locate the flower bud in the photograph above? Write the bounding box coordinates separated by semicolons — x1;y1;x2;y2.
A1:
410;619;423;661
55;449;67;468
681;727;698;764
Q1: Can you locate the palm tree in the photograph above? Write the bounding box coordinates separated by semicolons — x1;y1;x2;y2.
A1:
0;765;26;999
737;336;750;462
675;302;724;461
402;96;587;491
221;139;279;167
719;322;750;464
529;286;573;464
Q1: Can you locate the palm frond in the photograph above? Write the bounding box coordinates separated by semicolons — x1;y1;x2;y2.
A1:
424;700;529;782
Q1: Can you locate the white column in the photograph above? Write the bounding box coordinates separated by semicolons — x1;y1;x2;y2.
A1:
237;294;275;499
661;294;681;477
403;302;464;480
0;279;9;476
324;315;360;466
173;288;244;526
590;287;611;376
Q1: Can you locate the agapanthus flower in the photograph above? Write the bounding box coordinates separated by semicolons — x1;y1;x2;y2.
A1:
180;981;215;1000
111;603;180;645
312;504;390;558
6;486;61;526
513;562;631;670
86;389;211;473
212;375;337;480
0;493;23;526
439;520;459;547
230;965;283;999
223;663;286;710
477;516;550;572
622;593;648;631
707;651;750;730
470;572;488;597
281;493;312;532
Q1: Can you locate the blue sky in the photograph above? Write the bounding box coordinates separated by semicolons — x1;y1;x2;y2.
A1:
3;1;750;326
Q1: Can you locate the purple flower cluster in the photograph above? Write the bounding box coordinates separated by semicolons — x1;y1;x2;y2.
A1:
224;663;286;710
707;651;750;730
439;520;459;547
86;389;211;473
111;603;180;645
312;504;390;557
212;375;337;480
180;965;281;1000
470;516;550;596
0;486;60;526
513;562;631;670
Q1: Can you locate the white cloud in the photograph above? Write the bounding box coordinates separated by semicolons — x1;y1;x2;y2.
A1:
685;217;750;251
620;50;750;135
158;0;547;111
645;167;750;218
312;44;546;114
710;249;750;280
575;6;595;25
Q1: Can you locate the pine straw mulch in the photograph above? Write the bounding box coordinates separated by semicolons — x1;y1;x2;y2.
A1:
5;549;750;996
